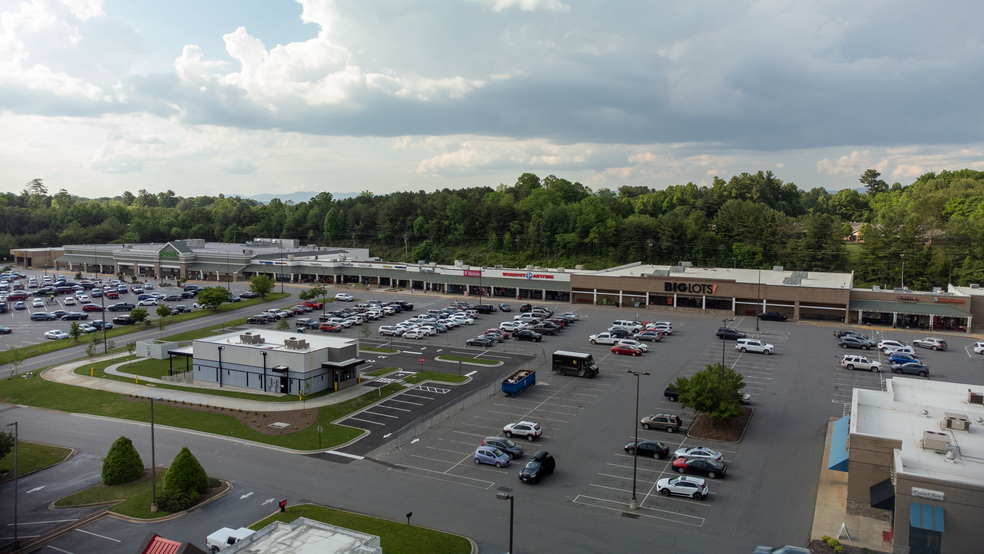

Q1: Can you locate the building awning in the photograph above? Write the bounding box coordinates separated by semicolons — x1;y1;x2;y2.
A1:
321;358;366;370
870;478;895;511
167;345;193;358
849;299;969;318
828;415;850;472
910;502;944;532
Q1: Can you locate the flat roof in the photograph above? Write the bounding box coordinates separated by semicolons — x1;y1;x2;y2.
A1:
197;329;358;352
224;517;380;554
587;264;853;289
852;378;984;487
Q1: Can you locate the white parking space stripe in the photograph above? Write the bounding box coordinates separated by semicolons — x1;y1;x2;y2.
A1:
46;546;75;554
362;411;398;419
376;405;411;412
76;529;120;542
388;399;424;406
346;417;385;426
573;495;705;527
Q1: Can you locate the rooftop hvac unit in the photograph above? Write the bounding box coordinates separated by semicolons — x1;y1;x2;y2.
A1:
287;255;294;260
971;284;981;289
968;391;984;405
640;273;650;278
678;261;693;267
533;266;540;270
240;332;265;344
430;262;437;267
495;265;503;269
417;260;426;265
242;249;253;256
942;412;971;431
283;337;309;350
873;285;880;291
773;266;784;271
556;267;565;272
922;430;950;452
526;265;534;270
933;287;942;293
575;265;584;270
461;265;470;270
454;260;464;267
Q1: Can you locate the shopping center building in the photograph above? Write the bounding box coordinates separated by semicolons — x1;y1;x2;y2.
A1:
21;239;981;332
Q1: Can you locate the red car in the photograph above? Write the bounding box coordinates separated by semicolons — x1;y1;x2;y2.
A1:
304;300;324;309
320;323;342;333
104;290;119;299
611;344;643;356
82;304;104;312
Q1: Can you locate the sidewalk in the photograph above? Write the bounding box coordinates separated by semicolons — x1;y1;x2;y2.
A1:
811;418;892;553
42;354;385;412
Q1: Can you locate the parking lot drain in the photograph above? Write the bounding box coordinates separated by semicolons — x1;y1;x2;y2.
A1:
620;512;640;519
268;422;290;429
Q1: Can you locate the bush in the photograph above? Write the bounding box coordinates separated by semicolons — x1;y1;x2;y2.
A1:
163;447;209;497
208;477;221;488
155;489;199;513
101;436;145;485
827;538;841;548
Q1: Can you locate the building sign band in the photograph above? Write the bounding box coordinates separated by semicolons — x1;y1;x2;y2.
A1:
159;250;179;260
502;272;554;279
463;270;481;277
664;282;718;295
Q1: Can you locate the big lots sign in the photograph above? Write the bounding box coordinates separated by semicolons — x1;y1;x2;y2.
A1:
664;282;718;295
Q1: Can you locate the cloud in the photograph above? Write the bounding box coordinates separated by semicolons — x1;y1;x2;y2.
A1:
468;0;570;12
222;157;258;175
816;150;872;175
58;0;105;21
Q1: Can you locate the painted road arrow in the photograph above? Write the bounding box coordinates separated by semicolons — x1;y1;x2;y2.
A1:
262;498;275;505
26;486;46;493
240;492;253;500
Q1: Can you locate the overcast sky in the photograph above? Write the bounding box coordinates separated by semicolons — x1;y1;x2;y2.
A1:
1;0;982;199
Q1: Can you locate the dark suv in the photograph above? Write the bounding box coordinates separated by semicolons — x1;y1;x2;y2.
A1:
716;327;746;340
482;437;524;459
519;451;555;484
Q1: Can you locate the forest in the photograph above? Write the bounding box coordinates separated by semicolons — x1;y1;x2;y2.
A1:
3;169;984;291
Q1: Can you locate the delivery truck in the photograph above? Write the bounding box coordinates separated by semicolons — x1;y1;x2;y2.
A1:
552;350;599;378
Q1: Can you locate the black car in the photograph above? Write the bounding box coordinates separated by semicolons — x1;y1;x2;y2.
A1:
30;312;57;321
514;329;542;342
240;291;259;299
112;315;135;325
474;304;495;314
757;312;788;322
180;291;197;299
0;326;11;334
716;327;746;340
519;450;555;484
482;437;524;459
395;301;413;311
624;440;669;459
50;310;70;319
62;312;89;321
164;294;182;302
834;329;865;338
295;318;320;330
498;303;512;312
466;336;495;347
172;305;192;314
609;328;630;339
674;457;728;479
664;385;679;402
247;314;272;325
519;303;532;312
634;330;663;342
839;335;875;350
107;302;135;312
90;320;113;330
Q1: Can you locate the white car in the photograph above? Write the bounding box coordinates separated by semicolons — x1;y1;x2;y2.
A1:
381;306;396;315
673;446;723;461
877;339;906;351
77;294;91;304
841;355;881;372
452;316;474;325
499;321;522;332
974;342;984;355
63;297;76;306
79;324;98;334
735;338;774;355
884;345;917;357
503;421;542;441
44;330;69;340
588;332;619;345
657;476;708;500
514;313;539;323
419;325;438;336
647;323;673;335
32;298;44;307
440;318;459;328
617;339;648;352
138;298;159;306
378;326;399;336
335;293;354;302
912;337;947;351
403;329;427;340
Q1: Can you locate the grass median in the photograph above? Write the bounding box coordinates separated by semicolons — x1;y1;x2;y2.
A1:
0;442;72;483
0;371;403;451
54;470;171;519
250;504;470;554
435;355;500;365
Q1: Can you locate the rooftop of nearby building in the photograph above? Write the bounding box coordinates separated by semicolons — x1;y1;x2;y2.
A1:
852;378;984;487
198;329;358;353
222;517;381;554
589;263;854;289
949;284;984;297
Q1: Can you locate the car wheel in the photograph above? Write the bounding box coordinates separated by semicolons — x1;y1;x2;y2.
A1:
765;350;772;355
740;347;747;353
474;458;481;465
666;426;675;433
655;452;665;459
527;435;535;442
660;488;671;497
841;344;847;349
932;346;938;351
495;461;502;468
894;369;901;374
560;368;567;376
642;423;650;430
633;352;639;357
626;447;635;455
676;467;685;474
862;345;869;350
504;431;512;438
693;492;703;500
847;364;855;371
707;472;717;479
871;366;879;373
670;395;678;402
919;371;927;377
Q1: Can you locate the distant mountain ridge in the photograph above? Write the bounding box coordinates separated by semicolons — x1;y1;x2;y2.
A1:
238;191;361;204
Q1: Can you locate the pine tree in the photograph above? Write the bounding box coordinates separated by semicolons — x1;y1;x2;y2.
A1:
101;436;145;485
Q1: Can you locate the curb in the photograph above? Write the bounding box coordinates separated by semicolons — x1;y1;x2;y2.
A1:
433;357;504;368
106;479;234;523
0;444;76;486
7;505;112;554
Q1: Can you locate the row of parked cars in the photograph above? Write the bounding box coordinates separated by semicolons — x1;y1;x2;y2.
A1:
834;330;942;377
587;319;674;356
621;440;729;499
471;421;557;484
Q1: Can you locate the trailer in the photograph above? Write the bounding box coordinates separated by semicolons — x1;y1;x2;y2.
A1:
552;350;599;378
502;369;536;397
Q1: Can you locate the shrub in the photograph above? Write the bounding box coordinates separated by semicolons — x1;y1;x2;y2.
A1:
834;547;844;554
101;436;144;485
155;489;198;513
827;538;841;547
163;447;209;498
207;477;221;488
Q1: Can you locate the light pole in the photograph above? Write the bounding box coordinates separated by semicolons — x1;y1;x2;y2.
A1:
755;268;761;332
218;346;225;388
226;251;230;291
150;397;162;512
496;491;514;553
6;421;18;548
280;247;284;293
721;318;734;365
627;370;649;509
900;250;906;289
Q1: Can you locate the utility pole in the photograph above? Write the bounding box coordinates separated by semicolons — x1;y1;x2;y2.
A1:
404;233;409;263
900;250;906;289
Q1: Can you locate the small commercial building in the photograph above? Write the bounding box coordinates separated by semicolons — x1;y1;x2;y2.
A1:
170;329;365;395
220;517;381;554
849;287;973;333
832;378;984;554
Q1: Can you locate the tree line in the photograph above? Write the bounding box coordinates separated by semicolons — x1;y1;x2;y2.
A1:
3;169;984;290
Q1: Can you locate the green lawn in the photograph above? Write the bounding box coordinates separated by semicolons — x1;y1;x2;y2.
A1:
0;292;289;366
0;442;72;482
249;504;470;554
0;372;403;450
55;470;173;519
403;371;468;384
435;355;499;365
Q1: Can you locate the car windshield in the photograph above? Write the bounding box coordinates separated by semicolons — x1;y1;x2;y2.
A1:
503;439;517;447
493;448;505;457
525;461;541;471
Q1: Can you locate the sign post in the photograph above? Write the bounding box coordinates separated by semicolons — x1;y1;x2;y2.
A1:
420;357;424;372
318;425;323;450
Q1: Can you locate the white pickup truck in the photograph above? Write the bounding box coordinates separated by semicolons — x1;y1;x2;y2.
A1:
206;527;254;552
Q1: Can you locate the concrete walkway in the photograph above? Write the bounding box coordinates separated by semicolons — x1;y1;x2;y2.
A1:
811;418;893;553
42;354;391;412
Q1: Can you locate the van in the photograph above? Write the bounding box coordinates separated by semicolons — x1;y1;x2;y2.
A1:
552;351;599;377
613;319;643;332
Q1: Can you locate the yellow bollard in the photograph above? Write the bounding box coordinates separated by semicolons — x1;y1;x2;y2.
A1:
90;367;93;376
135;375;138;384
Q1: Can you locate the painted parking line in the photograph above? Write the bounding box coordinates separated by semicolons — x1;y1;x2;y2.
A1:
573;495;706;527
361;410;399;419
345;417;386;426
388;398;424;406
76;529;120;543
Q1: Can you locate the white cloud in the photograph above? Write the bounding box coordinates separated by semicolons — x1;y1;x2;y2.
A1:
57;0;104;21
816;150;871;175
223;157;258;175
469;0;570;12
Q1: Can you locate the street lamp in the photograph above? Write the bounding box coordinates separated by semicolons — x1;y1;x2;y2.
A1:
627;370;649;509
496;491;514;554
755;268;761;332
150;397;162;512
217;346;225;388
722;318;734;365
226;251;231;291
5;421;19;548
280;247;284;293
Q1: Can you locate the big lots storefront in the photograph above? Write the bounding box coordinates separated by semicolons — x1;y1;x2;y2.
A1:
570;265;853;321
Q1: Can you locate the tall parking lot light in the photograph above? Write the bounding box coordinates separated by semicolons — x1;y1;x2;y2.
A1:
627;370;650;509
6;421;19;548
496;491;514;553
722;318;734;365
150;397;163;512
